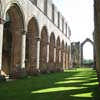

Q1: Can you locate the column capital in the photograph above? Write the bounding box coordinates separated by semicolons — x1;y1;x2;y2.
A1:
35;36;40;41
54;45;57;48
46;41;50;45
22;30;27;35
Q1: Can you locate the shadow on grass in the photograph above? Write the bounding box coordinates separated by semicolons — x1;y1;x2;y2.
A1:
0;68;100;100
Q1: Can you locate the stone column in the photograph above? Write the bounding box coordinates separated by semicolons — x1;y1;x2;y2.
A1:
47;42;49;63
65;53;68;69
69;47;72;69
54;47;56;63
63;52;65;69
59;49;61;63
81;45;83;65
0;18;4;72
36;38;40;70
21;31;26;69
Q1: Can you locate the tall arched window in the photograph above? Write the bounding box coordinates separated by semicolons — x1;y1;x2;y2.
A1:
52;4;55;23
65;23;67;36
62;18;64;33
44;0;48;15
58;12;60;28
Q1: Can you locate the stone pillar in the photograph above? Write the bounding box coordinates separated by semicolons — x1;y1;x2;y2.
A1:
65;53;68;69
81;45;83;65
54;47;56;63
0;18;4;72
21;32;26;69
36;38;40;69
59;49;61;63
47;43;49;63
63;52;65;69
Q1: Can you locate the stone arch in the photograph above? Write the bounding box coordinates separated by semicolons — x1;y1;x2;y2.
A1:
4;2;25;27
25;17;39;73
56;36;61;68
2;3;24;75
49;32;55;71
81;38;94;65
40;26;48;72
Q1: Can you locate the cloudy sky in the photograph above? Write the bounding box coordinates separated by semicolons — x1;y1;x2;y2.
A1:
53;0;94;60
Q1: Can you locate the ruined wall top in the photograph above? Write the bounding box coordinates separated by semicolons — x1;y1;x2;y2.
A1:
29;0;70;37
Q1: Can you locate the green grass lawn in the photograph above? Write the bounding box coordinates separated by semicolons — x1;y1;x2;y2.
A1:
0;68;100;100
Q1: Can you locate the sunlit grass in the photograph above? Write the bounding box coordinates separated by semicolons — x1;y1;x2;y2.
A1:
55;80;85;84
82;82;98;86
64;77;88;79
32;87;86;94
71;92;93;98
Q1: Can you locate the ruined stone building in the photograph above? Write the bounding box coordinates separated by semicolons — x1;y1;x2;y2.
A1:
0;0;71;76
71;42;81;67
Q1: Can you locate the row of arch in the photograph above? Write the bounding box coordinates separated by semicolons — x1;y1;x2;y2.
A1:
1;3;71;75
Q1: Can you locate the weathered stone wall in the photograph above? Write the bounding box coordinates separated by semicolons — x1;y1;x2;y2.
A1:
0;0;71;76
71;42;81;67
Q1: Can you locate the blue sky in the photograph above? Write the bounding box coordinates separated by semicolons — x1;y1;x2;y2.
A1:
53;0;94;60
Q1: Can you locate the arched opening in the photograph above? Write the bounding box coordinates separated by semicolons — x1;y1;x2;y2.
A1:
81;38;94;66
26;17;39;73
40;26;48;72
56;36;61;68
49;32;55;71
83;42;93;65
2;4;24;75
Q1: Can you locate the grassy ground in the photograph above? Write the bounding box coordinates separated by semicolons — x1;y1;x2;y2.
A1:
0;68;100;100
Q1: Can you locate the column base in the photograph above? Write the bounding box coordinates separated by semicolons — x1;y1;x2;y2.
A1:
56;64;64;72
40;63;48;74
47;63;56;73
10;68;27;79
26;67;40;76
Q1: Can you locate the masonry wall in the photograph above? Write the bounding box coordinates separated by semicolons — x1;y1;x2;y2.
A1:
0;0;72;76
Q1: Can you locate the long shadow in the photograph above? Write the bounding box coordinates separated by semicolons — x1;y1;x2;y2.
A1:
0;68;99;100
